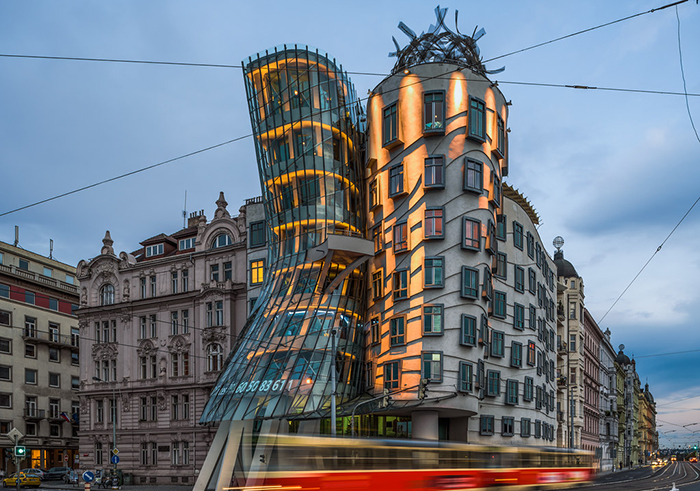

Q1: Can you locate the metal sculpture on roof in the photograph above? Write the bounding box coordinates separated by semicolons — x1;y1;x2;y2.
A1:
390;5;505;75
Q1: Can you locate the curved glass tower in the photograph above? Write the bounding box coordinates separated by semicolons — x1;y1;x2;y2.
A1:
200;45;369;423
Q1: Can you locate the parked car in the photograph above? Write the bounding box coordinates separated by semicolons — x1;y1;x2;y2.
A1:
18;470;45;481
44;467;71;481
2;472;42;488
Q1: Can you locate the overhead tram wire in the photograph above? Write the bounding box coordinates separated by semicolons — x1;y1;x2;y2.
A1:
676;5;700;144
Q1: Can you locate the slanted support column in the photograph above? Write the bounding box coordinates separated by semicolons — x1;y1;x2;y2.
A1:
412;410;439;440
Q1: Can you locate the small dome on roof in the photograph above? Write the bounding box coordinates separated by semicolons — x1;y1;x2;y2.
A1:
554;249;579;278
616;349;631;365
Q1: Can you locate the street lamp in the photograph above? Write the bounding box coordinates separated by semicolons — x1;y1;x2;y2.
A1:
92;377;117;487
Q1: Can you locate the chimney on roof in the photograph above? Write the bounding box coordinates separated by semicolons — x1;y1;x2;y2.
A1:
188;210;206;228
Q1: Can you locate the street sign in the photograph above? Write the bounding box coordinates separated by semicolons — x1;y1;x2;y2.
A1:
64;455;69;462
110;455;119;465
112;448;119;455
82;471;95;483
6;428;23;444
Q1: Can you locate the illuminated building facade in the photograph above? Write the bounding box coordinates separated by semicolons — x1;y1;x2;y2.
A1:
363;10;558;444
195;46;371;490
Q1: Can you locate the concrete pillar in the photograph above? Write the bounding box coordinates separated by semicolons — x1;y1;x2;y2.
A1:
450;416;470;442
412;411;439;440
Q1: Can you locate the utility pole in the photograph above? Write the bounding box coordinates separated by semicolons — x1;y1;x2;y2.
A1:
330;329;337;437
6;428;24;491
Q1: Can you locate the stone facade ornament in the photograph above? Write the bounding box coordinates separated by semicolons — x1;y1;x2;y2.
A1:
101;230;115;256
214;192;230;219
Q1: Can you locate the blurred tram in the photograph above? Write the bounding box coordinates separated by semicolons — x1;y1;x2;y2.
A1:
237;434;595;490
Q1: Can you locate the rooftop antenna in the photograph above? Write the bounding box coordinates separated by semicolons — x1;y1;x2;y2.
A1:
49;239;54;260
183;191;187;229
14;226;19;247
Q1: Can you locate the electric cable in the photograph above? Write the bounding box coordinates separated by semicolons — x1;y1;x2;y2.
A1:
676;5;700;144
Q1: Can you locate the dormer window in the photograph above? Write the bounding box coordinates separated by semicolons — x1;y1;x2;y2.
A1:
212;234;232;249
179;238;195;251
145;244;164;257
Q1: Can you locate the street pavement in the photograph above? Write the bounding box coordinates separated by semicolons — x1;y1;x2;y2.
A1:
41;481;191;491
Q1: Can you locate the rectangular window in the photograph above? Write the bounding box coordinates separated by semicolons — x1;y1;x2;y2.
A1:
223;261;232;281
486;370;500;396
389;164;405;197
25;369;37;385
424;256;444;287
24;317;37;338
393;270;408;300
491;330;504;357
514;266;524;292
182;269;189;292
493;291;506;318
390;317;405;346
210;264;219;282
384;361;400;390
494;252;507;279
19;259;29;270
424;208;444;239
462;217;481;250
461;315;477;346
461;266;479;299
181;310;189;334
459;362;473;392
25;344;36;358
480;415;494;435
145;244;164;257
421;352;442;382
250;221;266;247
96;400;104;423
514;303;525;331
464;159;483;193
171;311;178;335
150;275;157;297
502;416;514;436
0;284;8;298
140;277;147;298
0;311;9;326
49;298;58;310
0;338;10;354
178;237;195;250
215;301;223;326
371;270;383;300
365;361;374;388
25;291;35;305
424;156;444;188
527;341;536;366
370;317;380;345
368;178;379;209
372;225;383;254
513;221;524;250
250;259;265;285
150;314;157;338
496;115;506;158
492;176;501;208
424;92;444;131
49;347;60;362
0;366;11;381
511;341;522;367
482;267;492;300
423;305;443;335
506;380;519;405
468;97;486;141
521;418;531;437
393;222;408;253
527;231;535;258
382;103;398;146
171;271;178;294
496;214;506;241
49;372;60;387
524;377;534;402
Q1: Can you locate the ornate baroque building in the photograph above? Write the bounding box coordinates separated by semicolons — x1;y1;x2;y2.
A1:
76;194;252;485
0;239;80;472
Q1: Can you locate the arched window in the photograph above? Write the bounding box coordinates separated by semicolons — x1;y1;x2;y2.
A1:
100;284;115;306
211;234;232;249
207;344;223;372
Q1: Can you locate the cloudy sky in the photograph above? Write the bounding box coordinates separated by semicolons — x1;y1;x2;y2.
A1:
1;0;698;445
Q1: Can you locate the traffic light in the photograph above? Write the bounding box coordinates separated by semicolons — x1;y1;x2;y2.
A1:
419;378;429;399
14;446;26;457
379;388;391;408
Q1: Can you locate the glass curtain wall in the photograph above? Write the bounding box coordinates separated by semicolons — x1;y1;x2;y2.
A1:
200;45;367;423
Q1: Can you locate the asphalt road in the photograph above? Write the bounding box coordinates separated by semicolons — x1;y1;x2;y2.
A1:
576;462;700;491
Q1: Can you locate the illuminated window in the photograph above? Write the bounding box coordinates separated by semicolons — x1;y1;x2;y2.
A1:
462;217;481;250
382;102;398;146
461;266;479;299
371;270;383;300
250;259;265;285
513;221;524;249
511;341;523;367
459;362;473;392
461;314;476;346
424;156;444;188
464;159;483;193
421;352;442;382
384;361;400;389
389;164;404;197
100;284;115;306
393;269;408;300
527;342;536;366
393;222;408;253
514;303;525;331
423;305;443;335
424;257;444;288
423;92;444;132
480;415;494;436
468;97;486;141
424;208;443;239
372;225;383;254
250;221;266;247
389;316;405;346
